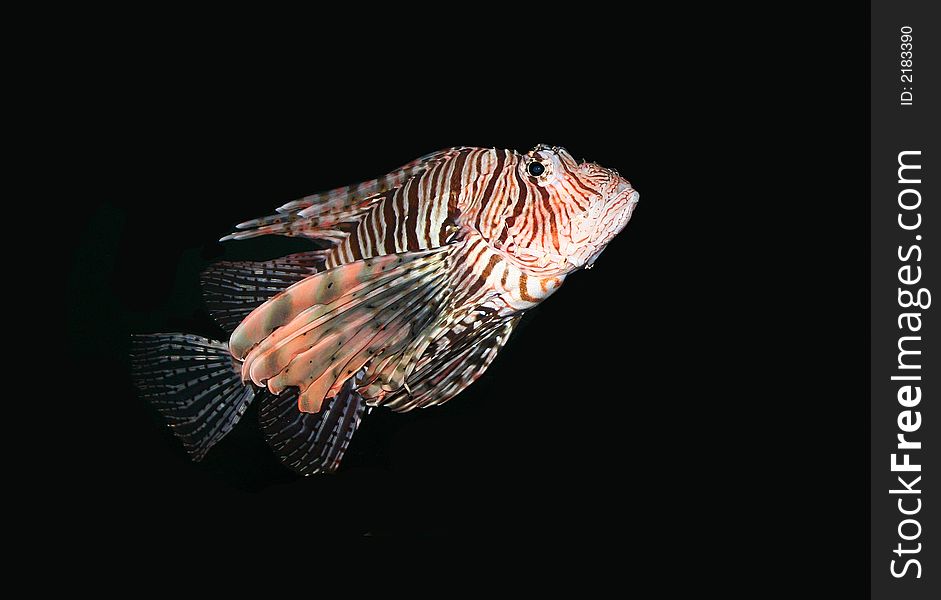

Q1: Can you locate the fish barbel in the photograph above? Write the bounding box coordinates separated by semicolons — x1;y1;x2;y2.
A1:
132;145;639;475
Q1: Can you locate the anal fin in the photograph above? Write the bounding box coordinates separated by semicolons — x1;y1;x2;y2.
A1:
258;380;366;475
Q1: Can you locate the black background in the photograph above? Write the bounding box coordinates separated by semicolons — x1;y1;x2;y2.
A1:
65;4;868;580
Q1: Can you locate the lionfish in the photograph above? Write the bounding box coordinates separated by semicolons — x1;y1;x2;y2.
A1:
132;145;639;475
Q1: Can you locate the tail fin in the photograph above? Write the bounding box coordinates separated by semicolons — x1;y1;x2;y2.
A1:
258;379;366;476
130;333;255;461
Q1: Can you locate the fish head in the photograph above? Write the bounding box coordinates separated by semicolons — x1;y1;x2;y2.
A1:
515;145;639;273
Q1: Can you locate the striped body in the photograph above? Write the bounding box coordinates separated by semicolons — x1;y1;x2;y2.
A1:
313;147;637;315
133;145;639;476
225;145;639;414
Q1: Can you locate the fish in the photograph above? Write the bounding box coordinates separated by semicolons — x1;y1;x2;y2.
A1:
131;145;639;475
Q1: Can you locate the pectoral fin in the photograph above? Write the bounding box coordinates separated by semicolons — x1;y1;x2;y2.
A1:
233;247;456;414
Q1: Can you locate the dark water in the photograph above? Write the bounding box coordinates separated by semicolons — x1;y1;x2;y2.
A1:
65;19;865;547
72;133;665;536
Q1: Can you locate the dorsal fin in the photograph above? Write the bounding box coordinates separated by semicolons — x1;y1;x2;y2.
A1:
200;251;327;332
219;147;473;242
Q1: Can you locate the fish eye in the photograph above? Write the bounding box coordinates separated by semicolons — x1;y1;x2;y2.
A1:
527;161;545;177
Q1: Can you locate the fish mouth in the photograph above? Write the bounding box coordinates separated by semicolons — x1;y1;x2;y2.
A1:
582;184;639;269
610;186;640;233
619;186;640;210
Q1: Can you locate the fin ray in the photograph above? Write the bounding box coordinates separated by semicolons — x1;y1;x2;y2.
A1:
258;380;366;475
383;315;519;412
235;247;456;414
200;251;327;332
130;333;255;460
220;148;472;242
